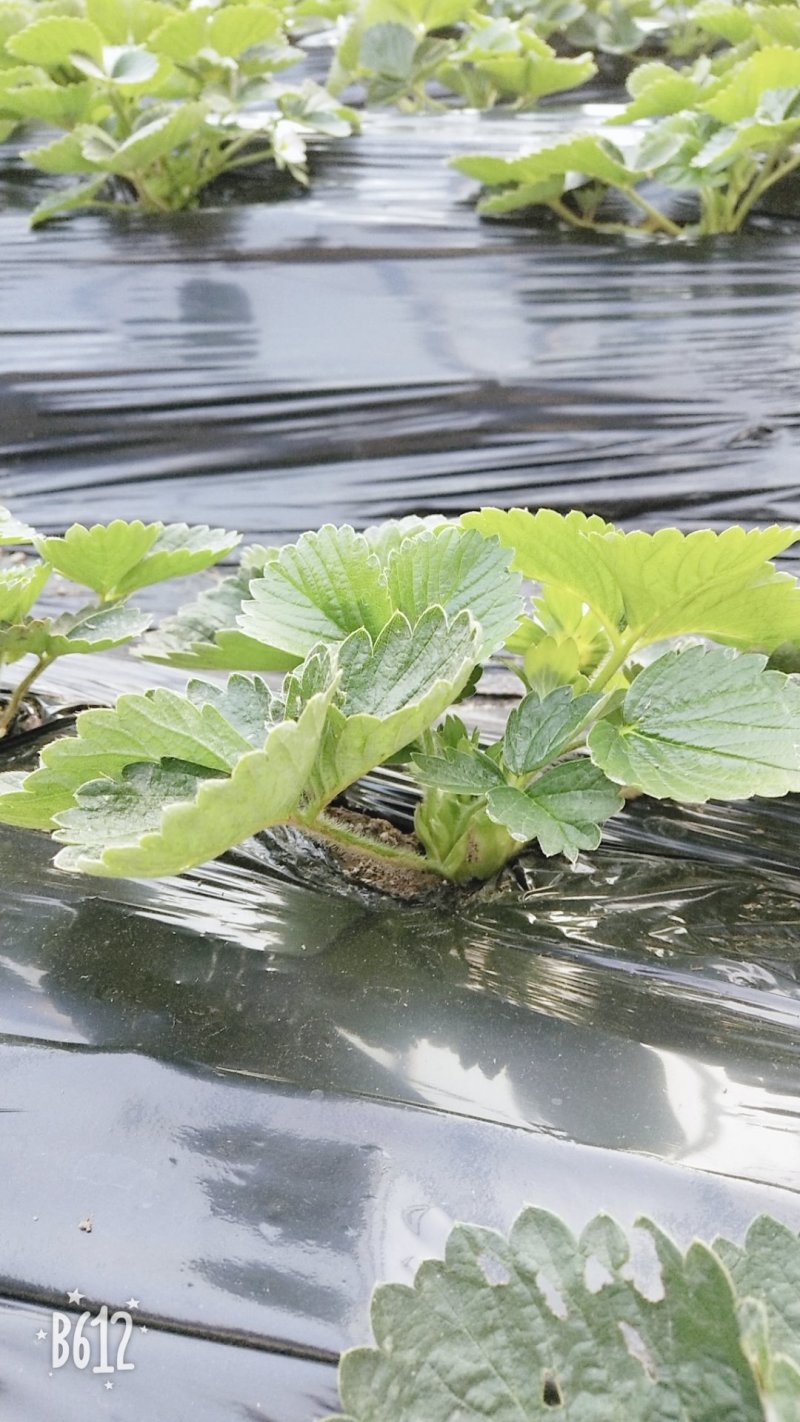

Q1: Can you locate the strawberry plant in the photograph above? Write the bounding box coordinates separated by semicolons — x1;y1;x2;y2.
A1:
452;45;800;235
2;510;800;889
0;506;238;738
0;3;356;223
489;0;721;61
327;0;596;110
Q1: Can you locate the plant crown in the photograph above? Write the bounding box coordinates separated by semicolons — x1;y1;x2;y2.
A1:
2;506;800;887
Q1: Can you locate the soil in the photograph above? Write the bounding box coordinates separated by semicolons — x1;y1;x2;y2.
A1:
306;806;445;900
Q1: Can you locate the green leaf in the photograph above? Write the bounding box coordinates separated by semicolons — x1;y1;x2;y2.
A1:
411;743;505;793
150;2;284;65
102;102;208;175
462;509;800;651
504;615;542;655
70;42;161;86
0;619;52;664
282;644;335;720
487;760;622;859
86;0;177;45
477;178;564;215
53;677;335;877
462;507;621;628
360;23;416;79
635;113;705;177
338;606;473;717
715;1216;800;1372
362;515;449;565
7;15;104;66
503;687;600;774
37;519;159;595
588;645;800;802
29;176;107;226
694;113;800;169
702;47;800;123
759;1354;800;1420
0;678;266;830
23;129;99;175
0;6;37;54
463;48;596;105
753;6;800;48
693;1;754;45
736;1295;800;1421
0;603;150;664
240;524;392;658
36;520;238;598
43;602;151;655
626;59;684;99
276;81;357;138
386;526;522;659
138;568;297;671
185;672;285;747
148;9;205;61
306;607;480;809
592;524;800;647
329;1206;762;1421
0;561;49;624
207;4;282;58
612;72;705;123
0;505;35;545
521;635;587;695
453;135;638;190
1;77;98;125
113;521;239;594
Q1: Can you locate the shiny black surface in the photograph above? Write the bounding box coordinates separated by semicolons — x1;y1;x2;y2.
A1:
3;110;800;543
0;1298;338;1420
2;102;800;1421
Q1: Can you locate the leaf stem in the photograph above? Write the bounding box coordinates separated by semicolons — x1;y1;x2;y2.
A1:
0;655;51;739
550;187;682;239
732;148;800;230
548;197;637;236
131;174;171;212
299;811;434;875
216;146;276;175
587;629;637;695
625;188;683;238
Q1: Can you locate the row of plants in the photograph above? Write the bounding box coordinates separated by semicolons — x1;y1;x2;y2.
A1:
2;504;800;888
3;0;800;231
0;0;588;224
327;1204;800;1419
456;27;800;235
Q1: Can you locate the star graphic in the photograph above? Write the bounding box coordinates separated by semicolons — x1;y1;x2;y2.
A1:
104;1381;114;1391
35;1329;47;1342
67;1288;85;1306
140;1325;148;1335
124;1297;140;1310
